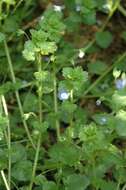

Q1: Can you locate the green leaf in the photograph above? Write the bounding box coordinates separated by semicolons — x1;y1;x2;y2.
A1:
92;113;115;133
3;15;19;33
23;93;38;112
49;142;81;166
115;110;126;137
34;174;46;185
83;0;97;9
0;81;21;95
65;174;90;190
0;148;8;170
33;121;49;133
11;144;27;163
34;71;50;82
88;60;108;75
82;11;96;25
31;29;49;44
111;90;126;110
62;66;88;82
39;42;57;55
95;31;113;48
60;101;77;123
121;31;126;41
12;160;32;181
0;32;5;43
95;179;117;190
0;115;8;127
65;13;81;32
39;8;65;43
116;59;126;72
43;181;58;190
34;71;54;94
79;123;108;154
0;115;8;140
61;101;77;114
22;40;36;61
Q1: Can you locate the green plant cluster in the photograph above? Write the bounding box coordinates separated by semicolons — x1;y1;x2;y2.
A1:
0;0;126;190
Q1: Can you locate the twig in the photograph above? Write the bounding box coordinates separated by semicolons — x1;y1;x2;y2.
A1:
0;170;10;190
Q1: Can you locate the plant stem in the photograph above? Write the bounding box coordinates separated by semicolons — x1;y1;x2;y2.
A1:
83;0;120;54
12;0;24;14
83;52;126;96
116;178;121;190
122;183;126;190
70;89;73;128
53;63;60;141
1;95;11;190
0;170;10;190
4;40;35;149
29;54;42;190
29;135;41;190
118;4;126;17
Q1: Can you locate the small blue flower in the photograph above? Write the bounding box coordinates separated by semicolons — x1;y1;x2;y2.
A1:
58;90;69;101
115;79;126;90
76;5;81;12
100;117;107;125
96;99;101;106
22;80;28;87
43;56;49;62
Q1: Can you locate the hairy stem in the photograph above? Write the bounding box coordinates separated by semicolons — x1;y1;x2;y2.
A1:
118;4;126;17
4;40;35;149
53;63;60;141
0;170;10;190
1;96;11;189
29;54;42;190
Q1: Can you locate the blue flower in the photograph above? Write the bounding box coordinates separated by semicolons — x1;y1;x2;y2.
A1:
115;78;126;90
100;117;107;125
58;90;69;101
96;99;101;106
76;5;81;12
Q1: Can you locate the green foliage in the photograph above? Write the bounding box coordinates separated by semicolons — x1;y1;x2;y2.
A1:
115;110;126;137
10;144;27;163
64;174;90;190
0;0;126;190
12;160;33;181
95;31;113;48
49;142;81;166
111;90;126;110
39;8;65;42
88;60;108;75
121;31;126;41
0;32;5;43
60;66;88;95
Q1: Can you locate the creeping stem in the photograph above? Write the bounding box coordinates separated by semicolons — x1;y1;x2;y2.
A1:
29;54;43;190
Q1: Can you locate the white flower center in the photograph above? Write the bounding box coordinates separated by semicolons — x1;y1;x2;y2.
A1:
61;92;69;100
